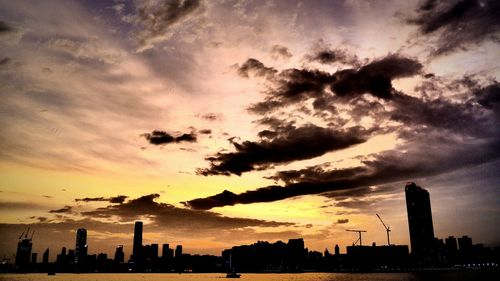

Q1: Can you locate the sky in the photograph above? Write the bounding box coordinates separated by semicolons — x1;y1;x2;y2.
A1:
0;0;499;261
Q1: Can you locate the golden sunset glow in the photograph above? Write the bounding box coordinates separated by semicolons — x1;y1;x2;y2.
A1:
1;0;499;262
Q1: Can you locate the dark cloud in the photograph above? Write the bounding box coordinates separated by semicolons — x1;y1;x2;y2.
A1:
81;193;293;229
134;0;203;52
270;44;292;60
389;95;493;138
186;110;500;209
237;58;277;79
0;21;13;33
246;55;422;114
334;199;378;210
199;129;212;134
36;217;48;222
267;164;366;185
336;219;349;224
0;57;11;65
196;125;369;176
408;0;500;56
199;113;222;121
75;195;128;204
306;47;360;67
142;130;197;145
476;83;500;109
49;205;73;213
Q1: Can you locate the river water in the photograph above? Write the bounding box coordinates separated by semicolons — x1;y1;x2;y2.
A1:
1;272;499;281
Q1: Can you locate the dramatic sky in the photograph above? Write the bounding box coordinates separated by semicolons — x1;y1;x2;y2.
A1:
1;0;499;261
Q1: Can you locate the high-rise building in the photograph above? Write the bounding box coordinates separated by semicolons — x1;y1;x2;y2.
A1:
150;243;159;260
175;245;183;272
162;244;170;259
405;182;435;259
445;236;458;253
56;247;66;264
42;248;49;264
458;235;473;253
132;221;143;263
175;245;183;258
334;244;340;255
15;229;33;270
74;228;88;264
114;245;124;263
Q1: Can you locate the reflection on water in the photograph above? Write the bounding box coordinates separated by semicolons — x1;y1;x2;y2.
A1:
0;272;499;281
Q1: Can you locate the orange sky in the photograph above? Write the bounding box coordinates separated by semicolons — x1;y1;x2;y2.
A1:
0;0;499;260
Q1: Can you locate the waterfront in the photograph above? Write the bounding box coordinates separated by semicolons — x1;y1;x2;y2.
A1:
1;272;499;281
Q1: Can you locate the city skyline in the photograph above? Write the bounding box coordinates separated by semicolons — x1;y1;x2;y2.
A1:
6;183;496;266
8;182;498;273
1;0;499;260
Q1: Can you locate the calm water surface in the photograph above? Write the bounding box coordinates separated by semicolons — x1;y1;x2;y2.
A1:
1;272;498;281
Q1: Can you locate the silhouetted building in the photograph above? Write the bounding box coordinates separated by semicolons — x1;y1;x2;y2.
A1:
75;228;88;264
68;249;75;263
160;243;174;271
97;253;107;261
346;245;410;269
56;247;66;264
334;244;340;255
31;253;37;264
162;244;172;259
175;245;183;272
175;245;183;258
287;238;306;271
42;248;49;264
458;235;472;251
149;243;159;261
15;230;33;270
114;245;124;263
405;182;435;262
131;221;143;264
445;236;458;253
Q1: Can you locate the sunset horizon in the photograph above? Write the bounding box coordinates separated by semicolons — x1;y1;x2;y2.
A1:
1;0;499;266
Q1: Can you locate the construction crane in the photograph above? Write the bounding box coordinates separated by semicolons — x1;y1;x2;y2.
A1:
376;214;391;246
346;229;367;246
18;229;26;240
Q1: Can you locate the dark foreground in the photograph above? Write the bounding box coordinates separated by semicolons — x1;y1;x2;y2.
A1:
1;272;500;281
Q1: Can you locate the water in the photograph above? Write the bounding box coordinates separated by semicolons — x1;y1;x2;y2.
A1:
1;272;499;281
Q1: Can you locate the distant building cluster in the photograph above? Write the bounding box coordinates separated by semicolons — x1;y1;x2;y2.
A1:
2;183;499;273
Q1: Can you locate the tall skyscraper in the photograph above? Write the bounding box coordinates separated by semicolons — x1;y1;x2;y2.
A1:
31;253;37;264
175;245;183;258
74;228;88;264
15;229;33;270
405;182;435;259
162;244;170;259
458;235;473;254
150;243;159;261
114;245;124;263
132;221;143;263
42;248;49;264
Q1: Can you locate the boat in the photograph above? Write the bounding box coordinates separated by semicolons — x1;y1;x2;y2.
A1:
226;271;241;278
226;253;241;278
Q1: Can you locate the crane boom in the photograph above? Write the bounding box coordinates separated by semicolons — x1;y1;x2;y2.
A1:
18;229;26;240
376;214;389;230
346;229;367;246
376;214;391;246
